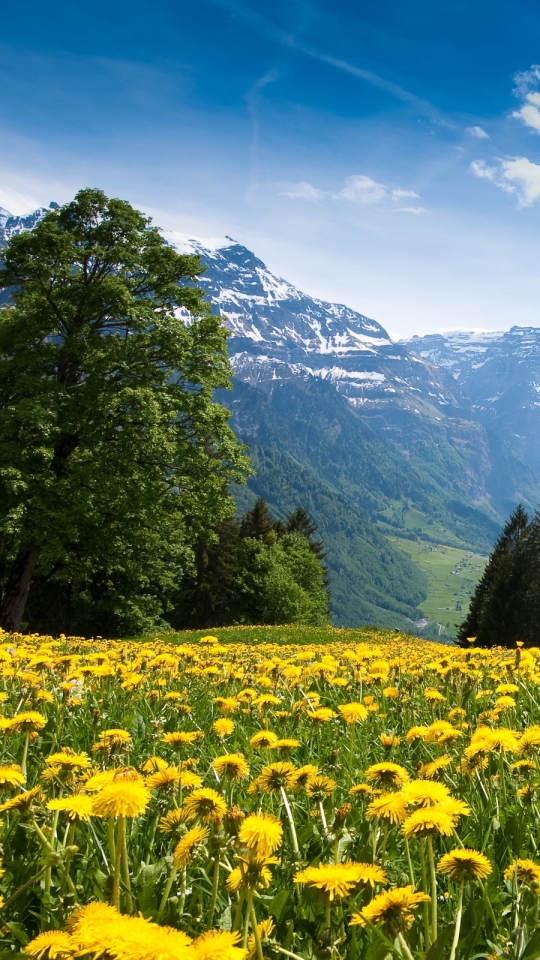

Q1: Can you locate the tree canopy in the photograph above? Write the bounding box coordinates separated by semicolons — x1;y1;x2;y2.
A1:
171;498;330;628
0;189;250;633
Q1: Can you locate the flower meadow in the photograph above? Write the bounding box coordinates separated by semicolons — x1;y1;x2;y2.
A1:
0;629;539;960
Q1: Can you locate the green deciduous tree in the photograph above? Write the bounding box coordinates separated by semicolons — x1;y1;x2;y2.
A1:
0;189;250;633
171;499;330;628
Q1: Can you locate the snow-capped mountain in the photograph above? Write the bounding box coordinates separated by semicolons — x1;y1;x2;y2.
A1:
169;232;466;417
0;204;56;248
404;328;540;474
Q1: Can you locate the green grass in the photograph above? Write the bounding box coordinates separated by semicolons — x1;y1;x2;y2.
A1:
128;624;402;646
389;537;487;631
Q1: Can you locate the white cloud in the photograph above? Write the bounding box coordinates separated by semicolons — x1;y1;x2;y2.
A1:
334;175;387;203
469;156;540;206
394;206;430;214
501;157;540;205
0;185;42;215
466;126;489;139
392;188;420;199
513;99;540;133
279;181;326;201
469;159;515;193
280;174;423;208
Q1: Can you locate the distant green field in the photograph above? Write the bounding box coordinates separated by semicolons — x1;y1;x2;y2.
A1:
129;624;401;646
389;537;487;632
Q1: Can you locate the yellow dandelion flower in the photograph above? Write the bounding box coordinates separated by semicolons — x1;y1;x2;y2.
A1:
504;858;540;886
351;885;430;934
24;931;75;960
211;753;250;781
91;780;150;818
212;697;240;714
257;762;297;793
338;703;368;724
402;805;455;838
517;726;540;757
417;755;453;780
366;793;409;825
7;711;46;733
291;764;319;790
380;733;401;749
213;718;235;737
141;756;169;773
92;729;132;753
405;726;429;743
249;730;279;749
158;808;190;834
162;731;204;747
226;854;278;893
190;930;245;960
349;783;374;798
238;812;283;856
294;862;387;901
173;825;210;868
365;762;410;789
401;780;451;807
307;708;336;722
47;795;94;822
305;774;336;801
0;765;25;790
46;752;91;771
0;786;43;814
182;787;227;824
438;848;492;881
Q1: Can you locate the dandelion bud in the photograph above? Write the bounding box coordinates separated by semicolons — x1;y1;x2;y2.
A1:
224;805;245;837
333;803;352;830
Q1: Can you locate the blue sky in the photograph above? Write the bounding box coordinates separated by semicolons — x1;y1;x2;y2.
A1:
3;0;540;335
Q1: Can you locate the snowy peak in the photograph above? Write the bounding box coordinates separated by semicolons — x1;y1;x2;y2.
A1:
0;207;51;248
166;232;466;415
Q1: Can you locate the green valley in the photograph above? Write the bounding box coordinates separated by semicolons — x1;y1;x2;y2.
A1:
389;536;487;632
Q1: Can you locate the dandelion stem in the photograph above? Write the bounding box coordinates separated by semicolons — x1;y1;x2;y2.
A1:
112;816;125;911
397;932;415;960
448;881;464;960
280;787;300;856
404;837;415;887
243;889;254;949
208;837;221;926
250;900;264;960
20;731;30;777
121;820;133;914
427;834;438;943
157;863;177;923
419;839;430;947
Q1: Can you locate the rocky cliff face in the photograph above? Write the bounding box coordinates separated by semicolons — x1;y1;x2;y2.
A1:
169;232;538;520
404;328;540;475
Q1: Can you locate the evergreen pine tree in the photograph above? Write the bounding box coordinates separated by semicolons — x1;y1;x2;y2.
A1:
239;498;275;540
458;505;529;647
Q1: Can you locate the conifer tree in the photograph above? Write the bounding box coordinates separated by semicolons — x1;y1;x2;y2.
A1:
458;505;529;647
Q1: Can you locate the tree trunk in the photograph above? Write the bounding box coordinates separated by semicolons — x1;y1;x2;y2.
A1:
0;547;41;633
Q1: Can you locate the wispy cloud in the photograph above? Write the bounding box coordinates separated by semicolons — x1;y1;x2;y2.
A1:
280;174;427;211
280;181;326;201
466;126;489;139
206;0;448;124
394;206;430;215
